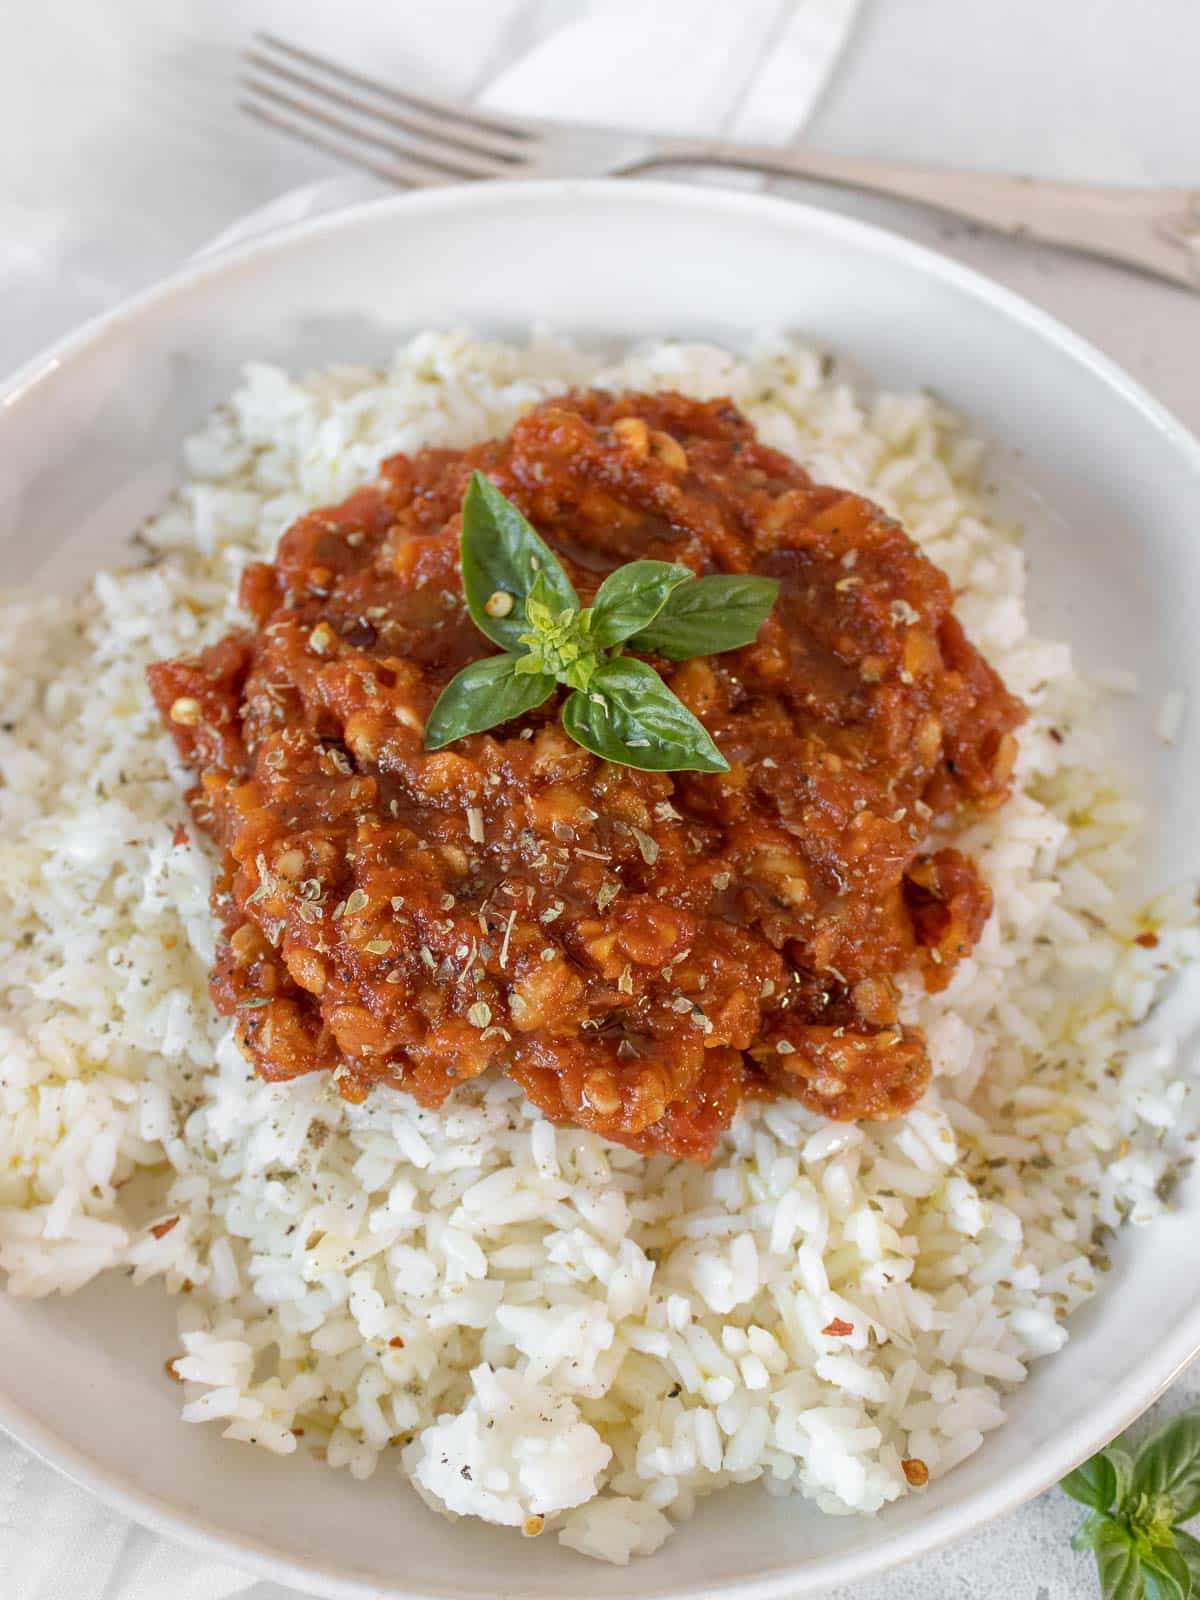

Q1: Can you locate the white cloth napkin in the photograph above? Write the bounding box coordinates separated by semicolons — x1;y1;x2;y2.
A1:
201;0;864;258
0;3;858;1597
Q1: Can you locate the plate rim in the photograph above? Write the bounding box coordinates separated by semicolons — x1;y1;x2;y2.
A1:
2;175;1199;1600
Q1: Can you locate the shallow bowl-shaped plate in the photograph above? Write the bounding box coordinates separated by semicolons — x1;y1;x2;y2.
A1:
1;181;1199;1600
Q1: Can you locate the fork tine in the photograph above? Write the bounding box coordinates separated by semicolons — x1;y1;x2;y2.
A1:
254;32;536;148
244;51;513;178
241;77;499;185
239;98;439;189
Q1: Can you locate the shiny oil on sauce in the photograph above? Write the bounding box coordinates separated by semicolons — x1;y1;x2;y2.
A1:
149;390;1024;1161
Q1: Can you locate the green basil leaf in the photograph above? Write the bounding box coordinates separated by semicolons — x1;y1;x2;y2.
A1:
561;656;729;773
1133;1412;1200;1523
459;472;578;650
1074;1511;1116;1552
589;560;694;648
633;573;780;660
1064;1451;1123;1514
1171;1529;1200;1585
1142;1543;1191;1600
1110;1450;1137;1514
424;653;556;750
1093;1520;1144;1600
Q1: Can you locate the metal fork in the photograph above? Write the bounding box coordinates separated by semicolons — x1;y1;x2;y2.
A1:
241;33;1200;293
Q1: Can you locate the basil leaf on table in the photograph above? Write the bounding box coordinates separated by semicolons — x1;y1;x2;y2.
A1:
459;471;578;650
562;656;729;773
1073;1511;1116;1552
1108;1450;1137;1516
1064;1448;1133;1515
1092;1520;1145;1600
1061;1408;1200;1600
424;653;556;750
1171;1528;1200;1585
589;559;693;648
1132;1413;1200;1524
634;572;780;659
1140;1543;1192;1600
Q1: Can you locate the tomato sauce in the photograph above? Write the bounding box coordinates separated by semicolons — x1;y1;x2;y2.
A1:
149;390;1023;1160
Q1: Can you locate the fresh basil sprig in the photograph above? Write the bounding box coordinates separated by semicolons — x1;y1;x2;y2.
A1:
1062;1407;1200;1599
424;471;779;772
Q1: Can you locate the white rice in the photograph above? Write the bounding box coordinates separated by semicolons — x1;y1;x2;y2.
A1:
1;330;1197;1566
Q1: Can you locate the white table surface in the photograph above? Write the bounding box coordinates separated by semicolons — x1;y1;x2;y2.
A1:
2;2;1198;1596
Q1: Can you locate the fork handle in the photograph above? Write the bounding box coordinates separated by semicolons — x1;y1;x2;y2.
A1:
637;139;1200;292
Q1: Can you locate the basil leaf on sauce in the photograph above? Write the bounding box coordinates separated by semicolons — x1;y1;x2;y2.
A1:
634;573;780;660
428;478;778;770
589;560;694;648
459;471;579;650
561;656;729;773
424;652;556;750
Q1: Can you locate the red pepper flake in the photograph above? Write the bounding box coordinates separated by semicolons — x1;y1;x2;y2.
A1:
821;1317;854;1337
293;1428;305;1438
149;1216;180;1239
902;1457;930;1487
1048;728;1064;745
172;822;190;848
1135;931;1160;948
388;1336;405;1348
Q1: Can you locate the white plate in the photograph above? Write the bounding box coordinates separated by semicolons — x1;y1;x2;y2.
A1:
2;180;1199;1600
